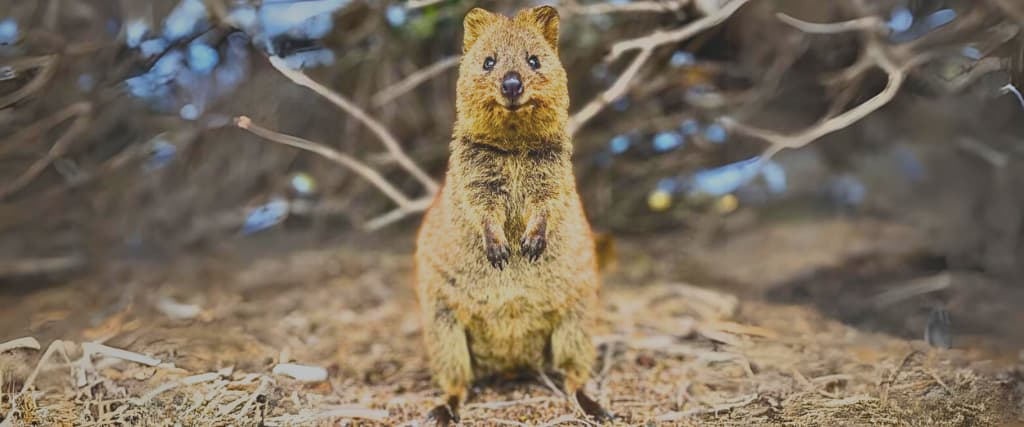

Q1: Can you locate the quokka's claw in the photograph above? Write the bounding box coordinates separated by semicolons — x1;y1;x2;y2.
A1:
520;233;547;262
486;241;511;270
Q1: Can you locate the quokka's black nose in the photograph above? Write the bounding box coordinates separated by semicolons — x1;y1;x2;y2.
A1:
500;71;523;102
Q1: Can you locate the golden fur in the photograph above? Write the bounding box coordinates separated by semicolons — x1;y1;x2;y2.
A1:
414;5;603;423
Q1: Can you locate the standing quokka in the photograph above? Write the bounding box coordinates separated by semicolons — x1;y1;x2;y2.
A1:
414;5;611;425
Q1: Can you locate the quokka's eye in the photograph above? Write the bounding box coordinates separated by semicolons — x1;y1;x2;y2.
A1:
527;55;540;70
483;56;496;71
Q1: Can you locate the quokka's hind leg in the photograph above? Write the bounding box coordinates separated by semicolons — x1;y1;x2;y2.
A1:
421;301;473;426
551;312;614;423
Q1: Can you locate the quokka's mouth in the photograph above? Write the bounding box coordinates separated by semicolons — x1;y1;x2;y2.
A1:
501;100;533;112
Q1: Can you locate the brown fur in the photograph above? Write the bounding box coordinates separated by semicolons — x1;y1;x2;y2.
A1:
414;5;606;423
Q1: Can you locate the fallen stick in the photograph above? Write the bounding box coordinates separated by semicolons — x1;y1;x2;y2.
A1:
654;393;759;421
81;342;161;367
0;337;40;353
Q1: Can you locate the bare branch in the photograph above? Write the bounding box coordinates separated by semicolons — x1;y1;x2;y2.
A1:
371;56;459;108
1001;83;1024;111
605;0;751;62
0;55;59;109
726;67;900;148
0;101;93;157
0;102;93;200
236;116;436;230
722;8;951;161
235;116;414;209
568;48;652;136
776;13;885;35
362;196;433;231
267;56;439;195
405;0;445;11
568;0;751;135
989;0;1024;23
0;255;85;277
563;0;691;16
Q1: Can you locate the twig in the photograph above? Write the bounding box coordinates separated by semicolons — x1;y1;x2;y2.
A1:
0;102;93;200
314;407;389;420
666;282;739;318
405;0;445;10
654;393;758;421
0;337;41;353
491;420;530;427
923;367;953;395
232;375;268;418
0;55;59;109
236;116;414;208
567;0;750;135
371;56;459;107
990;0;1024;23
792;368;839;399
20;340;65;394
271;363;328;382
0;340;66;427
603;0;751;61
568;48;652;136
724;11;951;160
81;342;161;367
362;196;434;231
937;57;1007;93
563;0;690;16
263;405;389;425
539;414;595;427
466;396;554;410
537;370;567;399
822;395;877;407
1001;83;1024;111
880;350;921;405
0;255;84;277
958;138;1009;169
723;42;912;161
0;101;91;157
267;56;438;195
873;273;953;308
133;370;227;405
777;13;884;34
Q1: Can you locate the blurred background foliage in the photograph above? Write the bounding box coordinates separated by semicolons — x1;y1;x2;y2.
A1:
0;0;1022;281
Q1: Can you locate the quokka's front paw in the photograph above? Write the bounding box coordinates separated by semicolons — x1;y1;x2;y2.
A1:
520;232;546;262
485;236;511;270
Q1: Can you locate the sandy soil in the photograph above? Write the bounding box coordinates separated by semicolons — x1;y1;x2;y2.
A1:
0;217;1021;426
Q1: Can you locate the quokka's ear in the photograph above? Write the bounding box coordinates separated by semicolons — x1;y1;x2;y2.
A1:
464;8;498;53
516;5;559;50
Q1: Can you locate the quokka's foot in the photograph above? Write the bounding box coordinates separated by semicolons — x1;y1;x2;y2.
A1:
424;403;460;426
575;389;614;423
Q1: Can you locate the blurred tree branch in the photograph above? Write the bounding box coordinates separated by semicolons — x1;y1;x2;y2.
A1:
236;55;441;231
0;54;59;109
265;56;439;195
723;8;1000;161
236;116;419;210
0;102;92;200
568;0;752;136
561;0;690;16
371;56;459;108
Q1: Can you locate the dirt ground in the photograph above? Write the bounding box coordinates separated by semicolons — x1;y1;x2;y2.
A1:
1;216;1023;426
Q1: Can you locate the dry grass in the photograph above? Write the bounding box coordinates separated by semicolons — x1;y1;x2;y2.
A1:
0;222;1021;426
